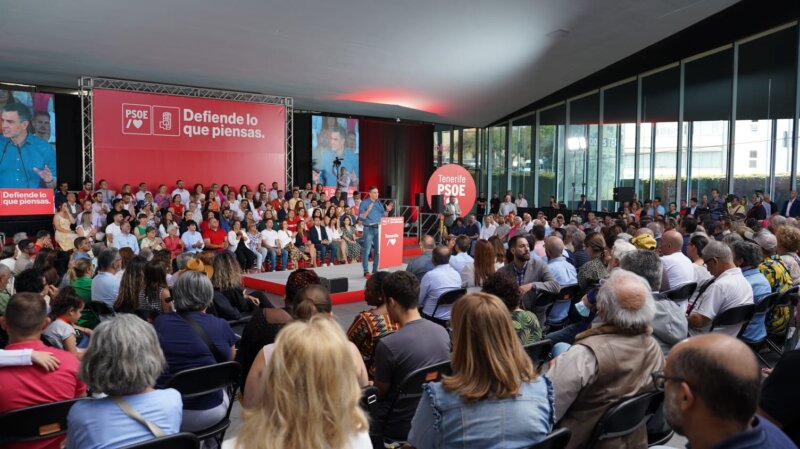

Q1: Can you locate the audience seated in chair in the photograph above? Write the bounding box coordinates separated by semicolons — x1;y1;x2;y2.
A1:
687;241;754;336
408;292;554;448
153;271;237;432
225;317;370;449
235;269;319;391
656;334;795;448
0;292;86;449
66;314;182;449
373;271;451;443
346;272;400;380
243;284;368;408
481;271;542;344
549;270;664;449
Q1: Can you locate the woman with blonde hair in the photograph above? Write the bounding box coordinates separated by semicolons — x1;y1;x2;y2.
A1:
243;284;368;407
230;316;370;449
460;240;498;291
408;293;553;448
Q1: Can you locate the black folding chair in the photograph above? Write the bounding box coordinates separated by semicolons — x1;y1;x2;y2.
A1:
523;339;553;369
165;361;241;446
119;432;200;449
89;300;116;322
376;360;452;446
709;304;755;333
424;288;466;328
738;291;780;367
0;398;86;445
767;286;800;355
545;285;582;330
526;428;571;449
662;282;697;303
583;390;663;449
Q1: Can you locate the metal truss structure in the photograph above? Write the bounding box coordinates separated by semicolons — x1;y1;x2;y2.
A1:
79;76;294;187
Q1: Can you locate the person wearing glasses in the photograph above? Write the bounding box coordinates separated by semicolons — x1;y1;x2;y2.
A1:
652;334;795;448
686;241;753;336
548;269;664;449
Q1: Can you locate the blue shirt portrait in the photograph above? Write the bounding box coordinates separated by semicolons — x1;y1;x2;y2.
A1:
0;134;57;188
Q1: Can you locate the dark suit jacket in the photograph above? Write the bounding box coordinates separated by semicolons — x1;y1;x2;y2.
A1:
781;199;800;218
308;226;330;246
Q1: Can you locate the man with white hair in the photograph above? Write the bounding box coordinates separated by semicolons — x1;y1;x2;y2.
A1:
687;241;754;336
549;269;665;449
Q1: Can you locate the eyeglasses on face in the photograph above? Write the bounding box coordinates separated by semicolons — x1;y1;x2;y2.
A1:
651;370;687;391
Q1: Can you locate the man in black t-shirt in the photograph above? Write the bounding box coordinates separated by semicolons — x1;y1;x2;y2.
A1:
373;271;450;441
489;192;500;214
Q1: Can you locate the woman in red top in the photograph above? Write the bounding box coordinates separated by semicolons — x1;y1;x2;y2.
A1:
163;224;184;260
286;210;300;232
170;194;184;218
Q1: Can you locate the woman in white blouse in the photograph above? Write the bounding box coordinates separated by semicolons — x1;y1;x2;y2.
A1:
326;217;346;263
479;215;497;240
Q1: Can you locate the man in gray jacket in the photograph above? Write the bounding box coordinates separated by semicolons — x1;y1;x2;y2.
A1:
619;249;688;356
497;235;560;324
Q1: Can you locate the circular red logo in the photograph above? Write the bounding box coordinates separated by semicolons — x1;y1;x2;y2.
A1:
426;164;477;213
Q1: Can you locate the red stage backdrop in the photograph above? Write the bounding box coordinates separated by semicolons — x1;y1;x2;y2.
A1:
426;164;476;214
92;89;286;191
378;217;404;269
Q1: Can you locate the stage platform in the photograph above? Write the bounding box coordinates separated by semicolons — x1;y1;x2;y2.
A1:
243;263;408;305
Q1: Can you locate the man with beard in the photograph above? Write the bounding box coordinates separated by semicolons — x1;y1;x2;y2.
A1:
655;334;795;448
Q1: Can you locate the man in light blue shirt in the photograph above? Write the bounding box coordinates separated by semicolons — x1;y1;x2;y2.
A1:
180;220;205;254
545;236;577;323
419;246;462;321
112;222;139;255
449;235;474;274
359;186;385;276
91;248;121;308
0;104;57;189
647;197;667;217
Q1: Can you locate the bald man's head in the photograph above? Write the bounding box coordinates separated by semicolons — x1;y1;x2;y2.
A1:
665;334;760;430
660;230;684;255
544;236;564;259
420;235;436;252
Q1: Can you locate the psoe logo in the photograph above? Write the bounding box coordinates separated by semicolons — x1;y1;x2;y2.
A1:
385;233;400;246
121;104;152;135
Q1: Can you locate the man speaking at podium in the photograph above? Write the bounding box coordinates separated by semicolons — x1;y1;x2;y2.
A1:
0;103;56;188
359;186;385;277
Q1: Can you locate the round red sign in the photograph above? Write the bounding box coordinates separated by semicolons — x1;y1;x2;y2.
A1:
426;164;477;213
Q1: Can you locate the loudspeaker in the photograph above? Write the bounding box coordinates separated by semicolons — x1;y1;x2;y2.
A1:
415;192;426;212
613;187;635;203
430;194;444;214
320;277;348;294
385;185;396;199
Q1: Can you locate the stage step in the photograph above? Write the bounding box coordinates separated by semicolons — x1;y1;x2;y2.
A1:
403;236;419;246
403;247;422;257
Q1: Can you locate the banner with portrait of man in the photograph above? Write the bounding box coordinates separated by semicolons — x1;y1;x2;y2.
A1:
0;88;57;215
311;115;359;190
